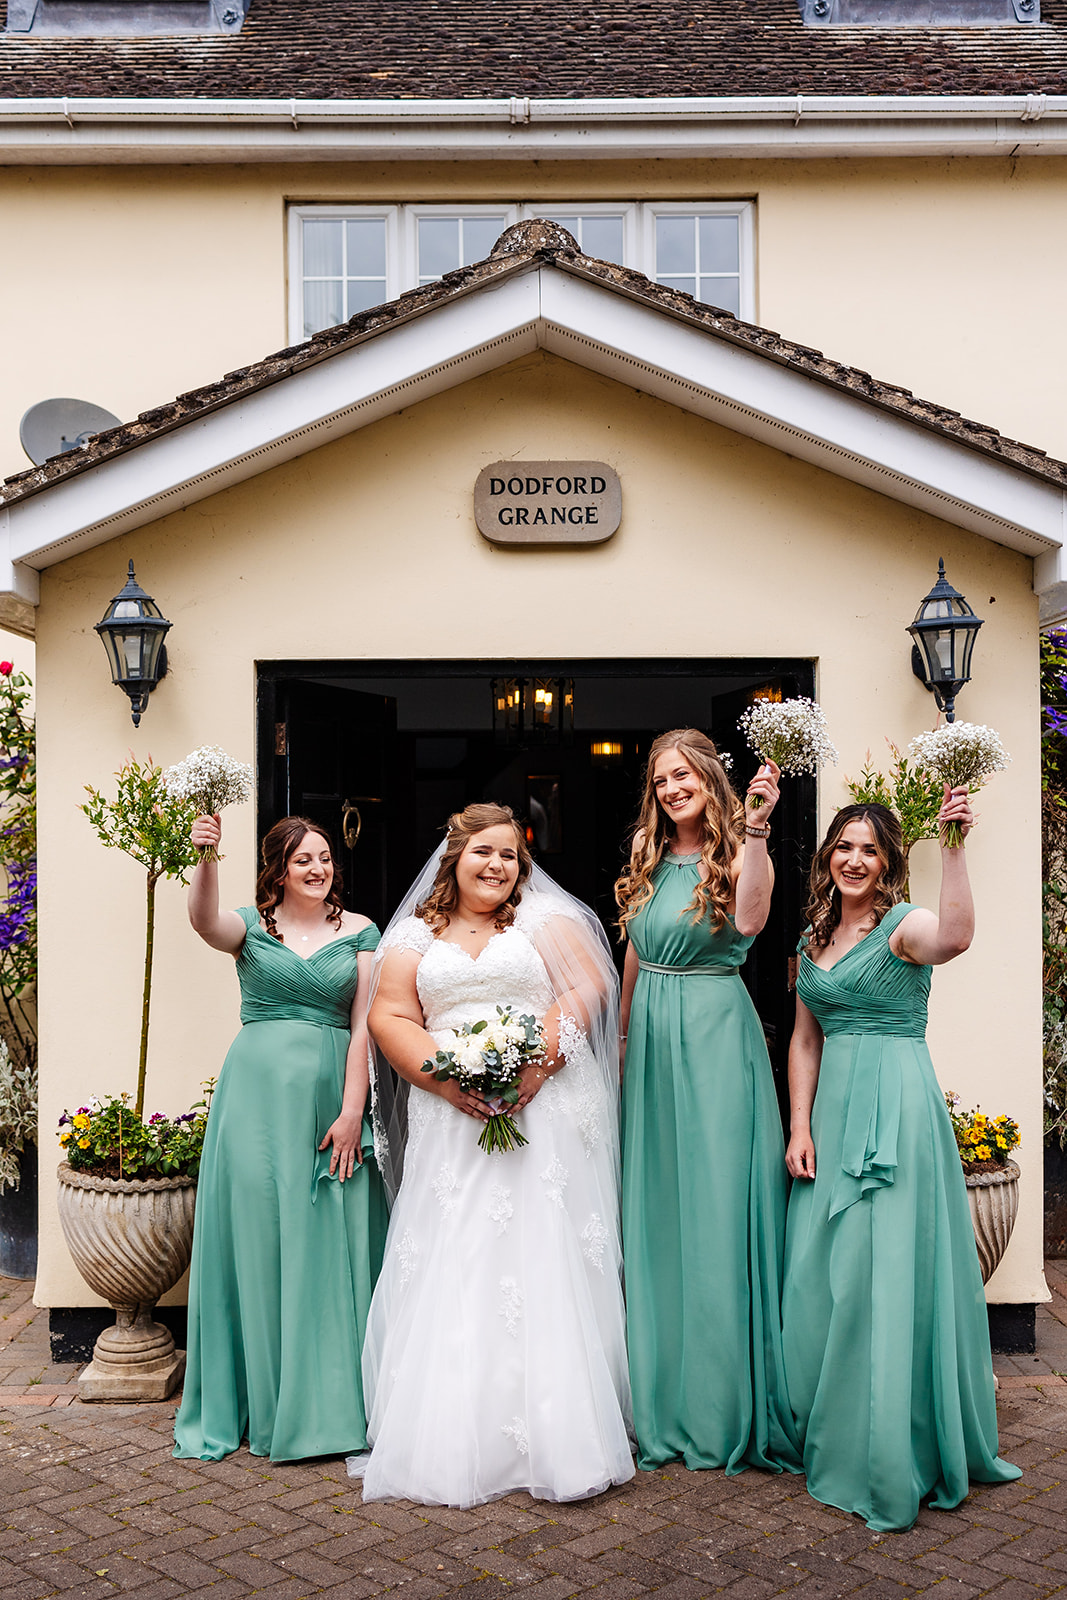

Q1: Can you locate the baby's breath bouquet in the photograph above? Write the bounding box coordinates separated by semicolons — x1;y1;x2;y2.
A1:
907;722;1011;847
163;745;254;862
422;1004;547;1154
737;696;839;807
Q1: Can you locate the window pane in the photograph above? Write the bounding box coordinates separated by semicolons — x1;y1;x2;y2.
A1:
698;276;740;316
418;216;461;280
303;279;344;338
581;215;625;263
658;275;698;300
462;215;508;265
346;217;387;279
346;278;387;315
698;214;739;276
656;215;695;276
303;218;343;278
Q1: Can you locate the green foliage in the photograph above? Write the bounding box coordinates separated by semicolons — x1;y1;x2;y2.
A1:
1043;631;1067;1146
81;758;198;1117
844;741;945;853
0;1038;36;1191
81;757;198;888
58;1083;213;1182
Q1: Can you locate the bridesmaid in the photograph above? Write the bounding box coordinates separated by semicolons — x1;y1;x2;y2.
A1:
782;795;1019;1530
616;728;801;1474
174;814;389;1462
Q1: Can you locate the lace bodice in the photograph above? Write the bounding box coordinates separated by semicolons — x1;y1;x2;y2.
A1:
384;908;556;1033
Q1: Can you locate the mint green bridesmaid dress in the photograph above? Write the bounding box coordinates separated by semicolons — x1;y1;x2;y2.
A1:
622;854;801;1474
782;904;1019;1531
174;908;389;1463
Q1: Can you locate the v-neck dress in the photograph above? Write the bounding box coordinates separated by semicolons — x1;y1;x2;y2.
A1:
174;908;389;1463
782;904;1019;1531
621;853;801;1475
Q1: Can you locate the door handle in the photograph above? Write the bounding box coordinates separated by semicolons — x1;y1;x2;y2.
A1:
342;800;362;850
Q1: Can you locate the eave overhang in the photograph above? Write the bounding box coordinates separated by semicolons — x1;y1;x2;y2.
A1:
0;92;1066;162
3;258;1065;634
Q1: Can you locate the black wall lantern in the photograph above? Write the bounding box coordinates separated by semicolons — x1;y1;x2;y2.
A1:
907;558;983;724
95;561;172;727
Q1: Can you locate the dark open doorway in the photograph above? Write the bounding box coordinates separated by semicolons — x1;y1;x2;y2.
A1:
256;658;816;1101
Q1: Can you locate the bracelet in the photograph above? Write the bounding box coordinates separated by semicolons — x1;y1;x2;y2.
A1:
744;823;771;839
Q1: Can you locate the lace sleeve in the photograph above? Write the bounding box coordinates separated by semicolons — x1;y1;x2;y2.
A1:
514;892;583;938
379;914;435;958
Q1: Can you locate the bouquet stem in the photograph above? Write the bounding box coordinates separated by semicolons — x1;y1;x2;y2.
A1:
942;822;965;850
196;845;220;864
478;1113;529;1154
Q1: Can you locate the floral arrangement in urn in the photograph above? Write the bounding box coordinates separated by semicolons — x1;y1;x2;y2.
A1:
944;1091;1020;1175
58;1086;213;1182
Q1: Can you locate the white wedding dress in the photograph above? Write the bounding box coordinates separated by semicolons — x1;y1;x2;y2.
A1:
354;895;634;1506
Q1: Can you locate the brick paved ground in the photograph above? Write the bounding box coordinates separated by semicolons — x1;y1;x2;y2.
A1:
0;1264;1065;1600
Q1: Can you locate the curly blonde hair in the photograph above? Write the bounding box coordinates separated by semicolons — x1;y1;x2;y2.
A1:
615;729;744;936
804;803;907;950
417;803;533;936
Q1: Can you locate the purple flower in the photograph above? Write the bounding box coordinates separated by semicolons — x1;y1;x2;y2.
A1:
57;1113;69;1126
148;1112;165;1124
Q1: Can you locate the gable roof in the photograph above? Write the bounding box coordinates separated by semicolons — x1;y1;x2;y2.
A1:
3;219;1066;629
4;0;1067;99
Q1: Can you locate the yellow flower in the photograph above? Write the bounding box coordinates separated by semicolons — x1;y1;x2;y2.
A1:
58;1132;70;1146
72;1113;90;1130
969;1129;981;1144
996;1135;1008;1149
976;1145;992;1161
78;1138;90;1149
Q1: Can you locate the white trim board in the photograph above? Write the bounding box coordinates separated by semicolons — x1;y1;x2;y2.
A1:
1;93;1067;162
3;261;1064;620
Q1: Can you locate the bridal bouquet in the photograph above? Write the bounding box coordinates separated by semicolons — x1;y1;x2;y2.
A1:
907;722;1011;847
163;745;254;862
737;696;839;807
422;1005;547;1154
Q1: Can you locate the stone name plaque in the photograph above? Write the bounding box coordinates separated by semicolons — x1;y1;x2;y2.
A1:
475;461;621;545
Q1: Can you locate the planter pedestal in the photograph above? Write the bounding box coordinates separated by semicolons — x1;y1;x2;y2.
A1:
965;1160;1020;1285
56;1163;196;1402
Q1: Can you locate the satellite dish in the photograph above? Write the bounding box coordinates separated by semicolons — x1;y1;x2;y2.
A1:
19;397;122;466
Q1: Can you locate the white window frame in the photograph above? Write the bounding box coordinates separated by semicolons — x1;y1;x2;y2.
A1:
288;200;755;342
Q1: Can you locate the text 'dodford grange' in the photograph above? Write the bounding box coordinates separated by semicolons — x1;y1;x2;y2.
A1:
474;461;621;545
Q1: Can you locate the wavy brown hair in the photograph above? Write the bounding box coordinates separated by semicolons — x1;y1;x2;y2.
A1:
615;729;744;936
256;816;345;942
417;803;533;935
804;803;907;950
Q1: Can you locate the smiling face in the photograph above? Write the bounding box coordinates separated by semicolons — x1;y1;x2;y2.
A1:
829;819;885;904
282;830;334;905
453;823;522;917
652;747;708;832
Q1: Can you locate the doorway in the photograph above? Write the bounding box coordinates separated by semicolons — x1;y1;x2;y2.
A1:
256;658;816;1097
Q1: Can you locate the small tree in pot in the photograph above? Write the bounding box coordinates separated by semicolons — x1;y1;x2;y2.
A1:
56;757;201;1400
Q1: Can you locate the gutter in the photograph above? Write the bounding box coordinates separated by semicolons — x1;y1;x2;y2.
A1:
0;93;1065;161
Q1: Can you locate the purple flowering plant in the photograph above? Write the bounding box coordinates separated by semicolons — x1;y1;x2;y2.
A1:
1042;630;1067;1145
0;663;36;1187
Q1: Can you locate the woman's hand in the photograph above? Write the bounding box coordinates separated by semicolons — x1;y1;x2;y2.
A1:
514;1063;547;1110
744;758;781;823
938;783;974;843
786;1130;816;1180
319;1107;364;1181
438;1079;491;1121
191;812;221;851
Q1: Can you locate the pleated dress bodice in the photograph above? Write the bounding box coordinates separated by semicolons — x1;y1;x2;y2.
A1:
797;905;930;1040
235;909;374;1026
628;853;755;971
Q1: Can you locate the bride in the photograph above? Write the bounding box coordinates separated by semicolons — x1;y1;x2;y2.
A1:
350;802;634;1506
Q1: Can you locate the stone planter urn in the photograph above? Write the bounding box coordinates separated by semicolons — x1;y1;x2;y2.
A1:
56;1162;196;1401
965;1160;1020;1285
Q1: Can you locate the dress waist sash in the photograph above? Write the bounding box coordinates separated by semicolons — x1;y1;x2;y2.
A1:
637;960;739;977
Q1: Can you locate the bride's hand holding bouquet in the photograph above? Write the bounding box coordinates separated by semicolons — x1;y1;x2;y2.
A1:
422;1005;547;1153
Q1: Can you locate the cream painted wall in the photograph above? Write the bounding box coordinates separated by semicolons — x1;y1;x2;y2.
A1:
2;155;1066;488
35;351;1042;1310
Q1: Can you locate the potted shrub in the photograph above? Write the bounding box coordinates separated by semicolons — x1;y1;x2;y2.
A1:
0;661;38;1278
945;1092;1022;1283
55;756;200;1400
